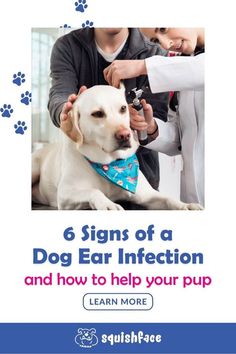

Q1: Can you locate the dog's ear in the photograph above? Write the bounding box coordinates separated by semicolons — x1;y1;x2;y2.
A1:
62;107;83;145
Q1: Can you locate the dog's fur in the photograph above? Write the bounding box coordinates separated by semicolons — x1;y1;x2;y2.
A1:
32;85;202;210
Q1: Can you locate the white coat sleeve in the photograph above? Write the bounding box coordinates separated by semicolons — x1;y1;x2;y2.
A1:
146;110;181;156
145;53;204;93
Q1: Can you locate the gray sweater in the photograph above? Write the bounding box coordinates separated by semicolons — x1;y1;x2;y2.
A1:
48;28;168;127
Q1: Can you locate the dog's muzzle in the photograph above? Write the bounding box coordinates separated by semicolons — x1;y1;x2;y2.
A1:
115;128;131;149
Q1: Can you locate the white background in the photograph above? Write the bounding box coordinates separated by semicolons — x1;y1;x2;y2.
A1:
0;0;235;324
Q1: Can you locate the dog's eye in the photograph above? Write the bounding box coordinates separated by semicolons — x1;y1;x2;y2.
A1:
120;105;127;113
91;110;105;118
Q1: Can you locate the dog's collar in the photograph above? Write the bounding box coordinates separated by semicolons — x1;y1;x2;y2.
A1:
86;154;139;194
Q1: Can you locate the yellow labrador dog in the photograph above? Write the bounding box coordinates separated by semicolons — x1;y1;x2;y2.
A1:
32;85;202;210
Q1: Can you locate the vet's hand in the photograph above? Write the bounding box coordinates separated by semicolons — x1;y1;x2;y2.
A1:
60;86;87;136
104;60;146;88
129;99;158;136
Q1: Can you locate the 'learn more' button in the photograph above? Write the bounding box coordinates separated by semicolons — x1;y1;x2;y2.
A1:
83;293;153;311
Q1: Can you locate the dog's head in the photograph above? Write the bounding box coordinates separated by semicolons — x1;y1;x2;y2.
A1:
76;328;96;341
67;85;139;163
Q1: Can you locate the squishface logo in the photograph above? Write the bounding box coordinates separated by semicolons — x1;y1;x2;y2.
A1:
75;328;98;348
101;330;162;346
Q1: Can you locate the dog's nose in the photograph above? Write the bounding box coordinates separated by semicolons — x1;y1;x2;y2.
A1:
115;128;131;142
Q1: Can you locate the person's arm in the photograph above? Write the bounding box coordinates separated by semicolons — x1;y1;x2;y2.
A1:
104;60;146;88
145;53;204;93
104;53;204;93
147;113;181;156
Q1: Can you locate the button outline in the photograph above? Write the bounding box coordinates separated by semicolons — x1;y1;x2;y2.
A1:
83;292;154;311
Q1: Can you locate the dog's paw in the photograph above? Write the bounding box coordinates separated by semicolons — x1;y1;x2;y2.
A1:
90;199;124;210
185;203;204;210
166;199;203;210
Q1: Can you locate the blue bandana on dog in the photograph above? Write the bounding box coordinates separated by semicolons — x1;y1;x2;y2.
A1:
87;154;139;193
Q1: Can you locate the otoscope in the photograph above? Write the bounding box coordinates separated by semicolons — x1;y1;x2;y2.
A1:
129;88;149;146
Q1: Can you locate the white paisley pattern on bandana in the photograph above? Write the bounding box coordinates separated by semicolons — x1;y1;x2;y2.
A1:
87;154;139;193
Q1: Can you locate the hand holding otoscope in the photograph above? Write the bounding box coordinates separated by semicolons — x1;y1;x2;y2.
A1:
129;88;158;146
129;88;148;145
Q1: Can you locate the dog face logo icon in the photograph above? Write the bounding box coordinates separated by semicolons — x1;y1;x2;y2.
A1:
75;328;98;348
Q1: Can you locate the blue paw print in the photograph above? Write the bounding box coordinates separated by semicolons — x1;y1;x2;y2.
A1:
12;72;25;86
75;0;88;12
0;104;14;118
14;121;27;135
60;24;71;28
21;91;32;105
82;20;94;28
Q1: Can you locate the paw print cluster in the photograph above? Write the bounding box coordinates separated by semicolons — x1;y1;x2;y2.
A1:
72;0;94;29
0;71;30;135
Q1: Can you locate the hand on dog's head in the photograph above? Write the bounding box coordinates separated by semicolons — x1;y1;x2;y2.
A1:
60;86;88;143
